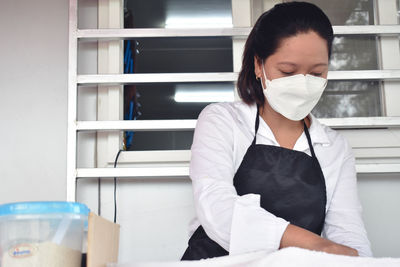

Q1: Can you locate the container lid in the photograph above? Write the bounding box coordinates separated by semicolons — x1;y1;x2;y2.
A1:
0;201;90;216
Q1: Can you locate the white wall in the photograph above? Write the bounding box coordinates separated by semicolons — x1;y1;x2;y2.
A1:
358;173;400;258
0;0;68;203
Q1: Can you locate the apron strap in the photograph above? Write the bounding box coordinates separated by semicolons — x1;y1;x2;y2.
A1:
303;120;316;158
251;105;260;146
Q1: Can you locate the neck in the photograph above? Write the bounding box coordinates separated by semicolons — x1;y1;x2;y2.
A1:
259;101;311;149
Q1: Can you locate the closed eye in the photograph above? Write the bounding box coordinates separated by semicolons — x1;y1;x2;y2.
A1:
310;73;323;77
280;71;294;76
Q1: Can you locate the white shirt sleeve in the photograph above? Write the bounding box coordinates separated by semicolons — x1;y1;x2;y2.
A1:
322;137;373;257
190;104;289;256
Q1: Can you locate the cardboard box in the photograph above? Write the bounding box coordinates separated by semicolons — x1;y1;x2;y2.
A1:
84;212;120;267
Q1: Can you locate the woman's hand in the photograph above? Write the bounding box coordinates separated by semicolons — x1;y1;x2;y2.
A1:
318;240;359;256
280;224;359;256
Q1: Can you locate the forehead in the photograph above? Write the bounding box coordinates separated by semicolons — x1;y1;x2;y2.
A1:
271;31;329;64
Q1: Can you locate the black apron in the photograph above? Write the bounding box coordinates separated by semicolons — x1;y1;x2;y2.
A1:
181;107;327;260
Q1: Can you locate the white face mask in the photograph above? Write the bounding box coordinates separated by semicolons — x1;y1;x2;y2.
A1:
260;62;327;121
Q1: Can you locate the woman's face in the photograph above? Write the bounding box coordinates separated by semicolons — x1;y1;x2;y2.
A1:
255;31;329;84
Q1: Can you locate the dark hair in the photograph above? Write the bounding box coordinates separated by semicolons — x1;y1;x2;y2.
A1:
237;1;333;105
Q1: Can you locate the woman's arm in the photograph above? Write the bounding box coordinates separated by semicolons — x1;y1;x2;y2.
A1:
280;132;371;257
280;224;358;256
321;135;372;257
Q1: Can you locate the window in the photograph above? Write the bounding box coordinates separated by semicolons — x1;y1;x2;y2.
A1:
309;0;383;118
123;0;234;150
118;0;399;153
72;0;400;172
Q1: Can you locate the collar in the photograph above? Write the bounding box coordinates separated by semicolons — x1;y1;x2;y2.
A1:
308;113;331;146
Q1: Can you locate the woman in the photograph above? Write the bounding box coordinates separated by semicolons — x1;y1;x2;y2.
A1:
181;1;372;260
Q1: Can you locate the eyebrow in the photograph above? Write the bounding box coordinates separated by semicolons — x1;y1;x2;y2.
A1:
277;62;328;67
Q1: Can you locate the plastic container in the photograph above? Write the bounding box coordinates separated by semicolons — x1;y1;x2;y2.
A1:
0;201;89;267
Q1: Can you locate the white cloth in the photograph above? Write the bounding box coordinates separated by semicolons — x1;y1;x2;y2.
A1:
187;101;372;257
109;247;400;267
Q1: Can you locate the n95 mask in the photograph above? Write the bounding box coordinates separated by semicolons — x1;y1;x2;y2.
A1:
260;65;327;121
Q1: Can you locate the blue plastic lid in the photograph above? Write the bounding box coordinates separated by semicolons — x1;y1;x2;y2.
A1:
0;201;90;216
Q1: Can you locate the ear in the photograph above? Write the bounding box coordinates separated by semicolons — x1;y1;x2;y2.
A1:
254;56;262;79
